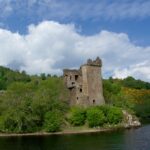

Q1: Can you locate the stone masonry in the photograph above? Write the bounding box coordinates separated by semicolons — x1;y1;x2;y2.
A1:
63;57;105;107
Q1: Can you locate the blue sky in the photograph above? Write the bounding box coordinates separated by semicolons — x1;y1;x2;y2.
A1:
1;0;150;46
0;0;150;81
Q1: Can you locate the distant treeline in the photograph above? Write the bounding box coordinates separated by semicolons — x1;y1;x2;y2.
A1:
112;76;150;90
1;66;150;91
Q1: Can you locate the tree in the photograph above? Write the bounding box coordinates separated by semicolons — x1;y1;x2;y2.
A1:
87;107;105;127
44;110;63;132
107;107;123;124
68;107;86;126
40;73;46;80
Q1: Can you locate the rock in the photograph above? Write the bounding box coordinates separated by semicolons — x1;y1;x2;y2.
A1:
122;110;141;128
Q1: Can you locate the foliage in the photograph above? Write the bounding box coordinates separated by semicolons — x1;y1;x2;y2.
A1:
104;78;144;109
40;73;46;80
67;107;86;126
106;106;123;124
92;105;123;125
0;109;38;133
0;71;69;133
86;107;105;127
67;106;123;128
44;110;63;132
123;88;150;104
133;96;150;122
121;76;150;90
0;66;31;90
0;66;150;132
103;79;132;109
122;87;150;122
134;104;150;122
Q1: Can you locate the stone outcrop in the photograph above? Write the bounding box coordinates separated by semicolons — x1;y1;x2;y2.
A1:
122;110;141;128
63;57;105;107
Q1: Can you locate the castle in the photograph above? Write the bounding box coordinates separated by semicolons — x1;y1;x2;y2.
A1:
63;57;105;107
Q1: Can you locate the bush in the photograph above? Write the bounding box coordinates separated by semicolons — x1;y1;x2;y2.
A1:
97;105;109;115
107;107;123;124
0;109;39;133
44;110;63;132
133;98;150;122
86;107;105;127
68;107;86;126
0;113;17;132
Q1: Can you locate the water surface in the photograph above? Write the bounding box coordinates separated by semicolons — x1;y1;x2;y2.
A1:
0;125;150;150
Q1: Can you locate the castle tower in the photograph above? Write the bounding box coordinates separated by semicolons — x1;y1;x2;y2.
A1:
63;57;105;107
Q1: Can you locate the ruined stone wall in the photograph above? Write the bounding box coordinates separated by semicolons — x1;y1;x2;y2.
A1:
63;57;105;107
63;69;82;105
81;65;105;105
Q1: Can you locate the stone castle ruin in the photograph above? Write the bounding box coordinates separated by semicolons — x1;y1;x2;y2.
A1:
63;57;105;107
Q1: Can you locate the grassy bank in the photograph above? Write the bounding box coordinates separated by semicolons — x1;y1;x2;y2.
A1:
0;123;140;137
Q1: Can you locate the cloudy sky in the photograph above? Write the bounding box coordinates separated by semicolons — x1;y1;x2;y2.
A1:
0;0;150;81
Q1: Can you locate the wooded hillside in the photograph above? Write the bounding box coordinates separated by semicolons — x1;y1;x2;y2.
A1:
0;66;150;133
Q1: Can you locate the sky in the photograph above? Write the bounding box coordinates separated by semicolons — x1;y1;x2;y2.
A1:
0;0;150;81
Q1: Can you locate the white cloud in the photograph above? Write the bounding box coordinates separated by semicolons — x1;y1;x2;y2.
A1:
0;21;150;81
113;61;150;81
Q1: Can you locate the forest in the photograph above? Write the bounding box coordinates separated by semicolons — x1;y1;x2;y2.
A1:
0;66;150;133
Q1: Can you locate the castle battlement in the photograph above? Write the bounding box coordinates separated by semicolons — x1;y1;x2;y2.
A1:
85;57;102;67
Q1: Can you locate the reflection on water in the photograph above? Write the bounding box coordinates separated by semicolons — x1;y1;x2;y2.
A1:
0;125;150;150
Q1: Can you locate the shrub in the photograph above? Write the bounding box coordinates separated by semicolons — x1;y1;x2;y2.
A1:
0;109;39;133
97;105;109;115
86;107;105;127
107;107;123;124
0;114;17;132
44;110;63;132
133;98;150;122
68;107;86;126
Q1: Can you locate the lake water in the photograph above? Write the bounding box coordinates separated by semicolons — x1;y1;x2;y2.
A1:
0;125;150;150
